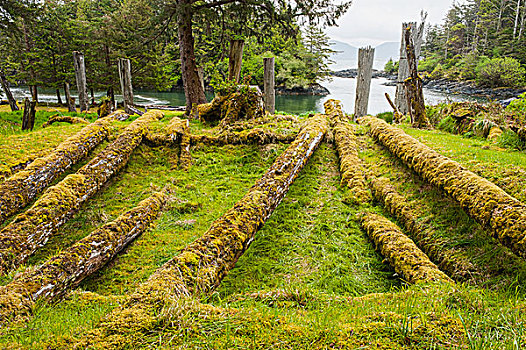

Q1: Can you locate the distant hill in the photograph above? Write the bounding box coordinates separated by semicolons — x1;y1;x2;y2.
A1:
375;42;399;60
329;40;400;70
330;41;358;60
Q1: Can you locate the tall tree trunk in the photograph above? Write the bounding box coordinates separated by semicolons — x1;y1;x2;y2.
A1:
228;39;244;83
56;89;63;105
520;4;526;39
104;44;115;106
0;71;19;111
176;0;207;116
117;58;134;115
404;28;429;129
514;0;522;39
30;86;38;103
90;88;95;106
22;19;38;103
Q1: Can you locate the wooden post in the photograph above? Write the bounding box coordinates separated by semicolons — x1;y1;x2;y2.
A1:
64;82;76;112
263;57;275;114
395;21;425;115
22;98;36;131
354;47;375;120
228;39;244;82
0;72;19;111
404;27;429;128
118;58;134;115
73;51;89;112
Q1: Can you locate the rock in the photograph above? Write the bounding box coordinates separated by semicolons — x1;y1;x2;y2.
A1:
276;83;330;96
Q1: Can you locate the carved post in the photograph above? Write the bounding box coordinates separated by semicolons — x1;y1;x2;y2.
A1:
118;58;135;115
263;57;275;114
73;51;89;112
64;82;76;112
354;47;375;120
0;71;19;111
228;39;244;82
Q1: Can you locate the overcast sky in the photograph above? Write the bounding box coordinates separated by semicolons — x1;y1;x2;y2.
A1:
326;0;463;47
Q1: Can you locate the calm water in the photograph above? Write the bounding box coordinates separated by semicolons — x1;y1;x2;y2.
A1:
3;77;476;115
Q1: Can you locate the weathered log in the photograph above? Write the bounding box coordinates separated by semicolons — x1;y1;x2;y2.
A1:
228;39;245;83
0;111;164;275
42;114;89;128
263;57;276;114
21;98;36;131
0;118;111;225
403;27;430;128
73;51;89;112
118;58;135;115
190;129;296;147
354;47;375;120
0;192;165;325
77;113;328;346
128;105;144;116
360;212;453;284
0;71;19;111
325;99;371;203
361;116;526;261
64;82;76;113
198;87;264;125
369;176;476;280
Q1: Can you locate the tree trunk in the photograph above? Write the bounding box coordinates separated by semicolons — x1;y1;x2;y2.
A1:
404;28;429;129
21;98;36;131
176;0;207;116
228;39;245;83
56;88;63;105
514;0;522;39
197;66;205;91
118;58;135;115
73;51;89;112
90;88;95;106
263;57;275;114
64;82;76;112
107;86;115;107
0;72;19;111
30;86;38;103
354;47;375;120
104;44;115;106
21;19;38;103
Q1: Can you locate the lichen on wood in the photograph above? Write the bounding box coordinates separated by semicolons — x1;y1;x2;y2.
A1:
0;192;165;326
361;116;526;260
0;118;111;225
0;110;164;275
75;114;328;347
360;212;453;284
324;99;371;203
42;114;89;128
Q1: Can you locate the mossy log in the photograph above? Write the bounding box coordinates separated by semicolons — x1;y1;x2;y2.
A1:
0;111;164;275
369;177;476;280
360;212;453;284
144;117;192;170
42;114;90;128
361;116;526;260
325;99;371;203
0;192;165;325
77;114;328;346
190;128;297;146
0;118;111;225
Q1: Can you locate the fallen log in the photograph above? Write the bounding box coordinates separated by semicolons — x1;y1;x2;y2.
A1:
0;192;166;325
360;212;453;284
0;118;111;225
369;176;476;280
0;110;164;275
42;114;89;128
76;113;328;347
361;116;526;260
190;128;296;146
143;117;192;169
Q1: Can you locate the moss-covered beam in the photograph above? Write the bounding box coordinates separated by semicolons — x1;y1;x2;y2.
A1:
0;111;164;275
360;212;453;284
369;177;476;280
360;116;526;260
76;114;328;347
42;114;89;128
0;118;111;225
324;99;371;203
0;192;165;326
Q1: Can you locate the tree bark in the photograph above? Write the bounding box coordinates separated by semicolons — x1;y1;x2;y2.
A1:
176;0;207;116
118;58;135;114
0;72;19;111
90;88;95;106
73;51;89;112
354;47;375;120
404;28;429;128
263;57;275;114
56;89;63;105
21;98;36;131
64;82;76;112
228;39;245;82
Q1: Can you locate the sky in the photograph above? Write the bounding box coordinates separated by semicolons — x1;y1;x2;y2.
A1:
326;0;464;47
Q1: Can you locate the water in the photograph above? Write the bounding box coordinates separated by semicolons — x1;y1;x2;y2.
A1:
2;78;476;116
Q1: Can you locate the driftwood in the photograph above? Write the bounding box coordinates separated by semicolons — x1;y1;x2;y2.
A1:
0;192;166;325
42;114;89;128
76;113;328;347
0;111;164;275
21;98;36;131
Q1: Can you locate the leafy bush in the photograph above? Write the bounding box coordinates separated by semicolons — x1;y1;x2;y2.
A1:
506;92;526;115
476;57;526;88
429;63;445;80
418;57;440;72
376;111;393;123
384;59;397;74
437;115;458;134
498;129;526;150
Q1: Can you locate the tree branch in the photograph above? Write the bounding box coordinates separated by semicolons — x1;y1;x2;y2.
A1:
193;0;242;11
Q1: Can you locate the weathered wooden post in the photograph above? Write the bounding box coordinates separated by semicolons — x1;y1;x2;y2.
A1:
118;58;134;115
354;46;375;120
228;39;245;82
0;71;19;111
263;57;275;114
394;22;424;115
73;51;89;112
404;27;430;128
21;98;36;131
64;82;76;112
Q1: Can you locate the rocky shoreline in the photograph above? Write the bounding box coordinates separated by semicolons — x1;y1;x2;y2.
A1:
276;83;330;96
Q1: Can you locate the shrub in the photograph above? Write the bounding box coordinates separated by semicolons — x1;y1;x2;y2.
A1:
376;111;393;124
498;129;526;150
384;59;397;74
476;57;525;88
437;115;457;134
429;63;445;80
506;92;526;114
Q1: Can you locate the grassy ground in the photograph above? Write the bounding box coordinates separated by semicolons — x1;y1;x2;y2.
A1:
0;108;525;349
